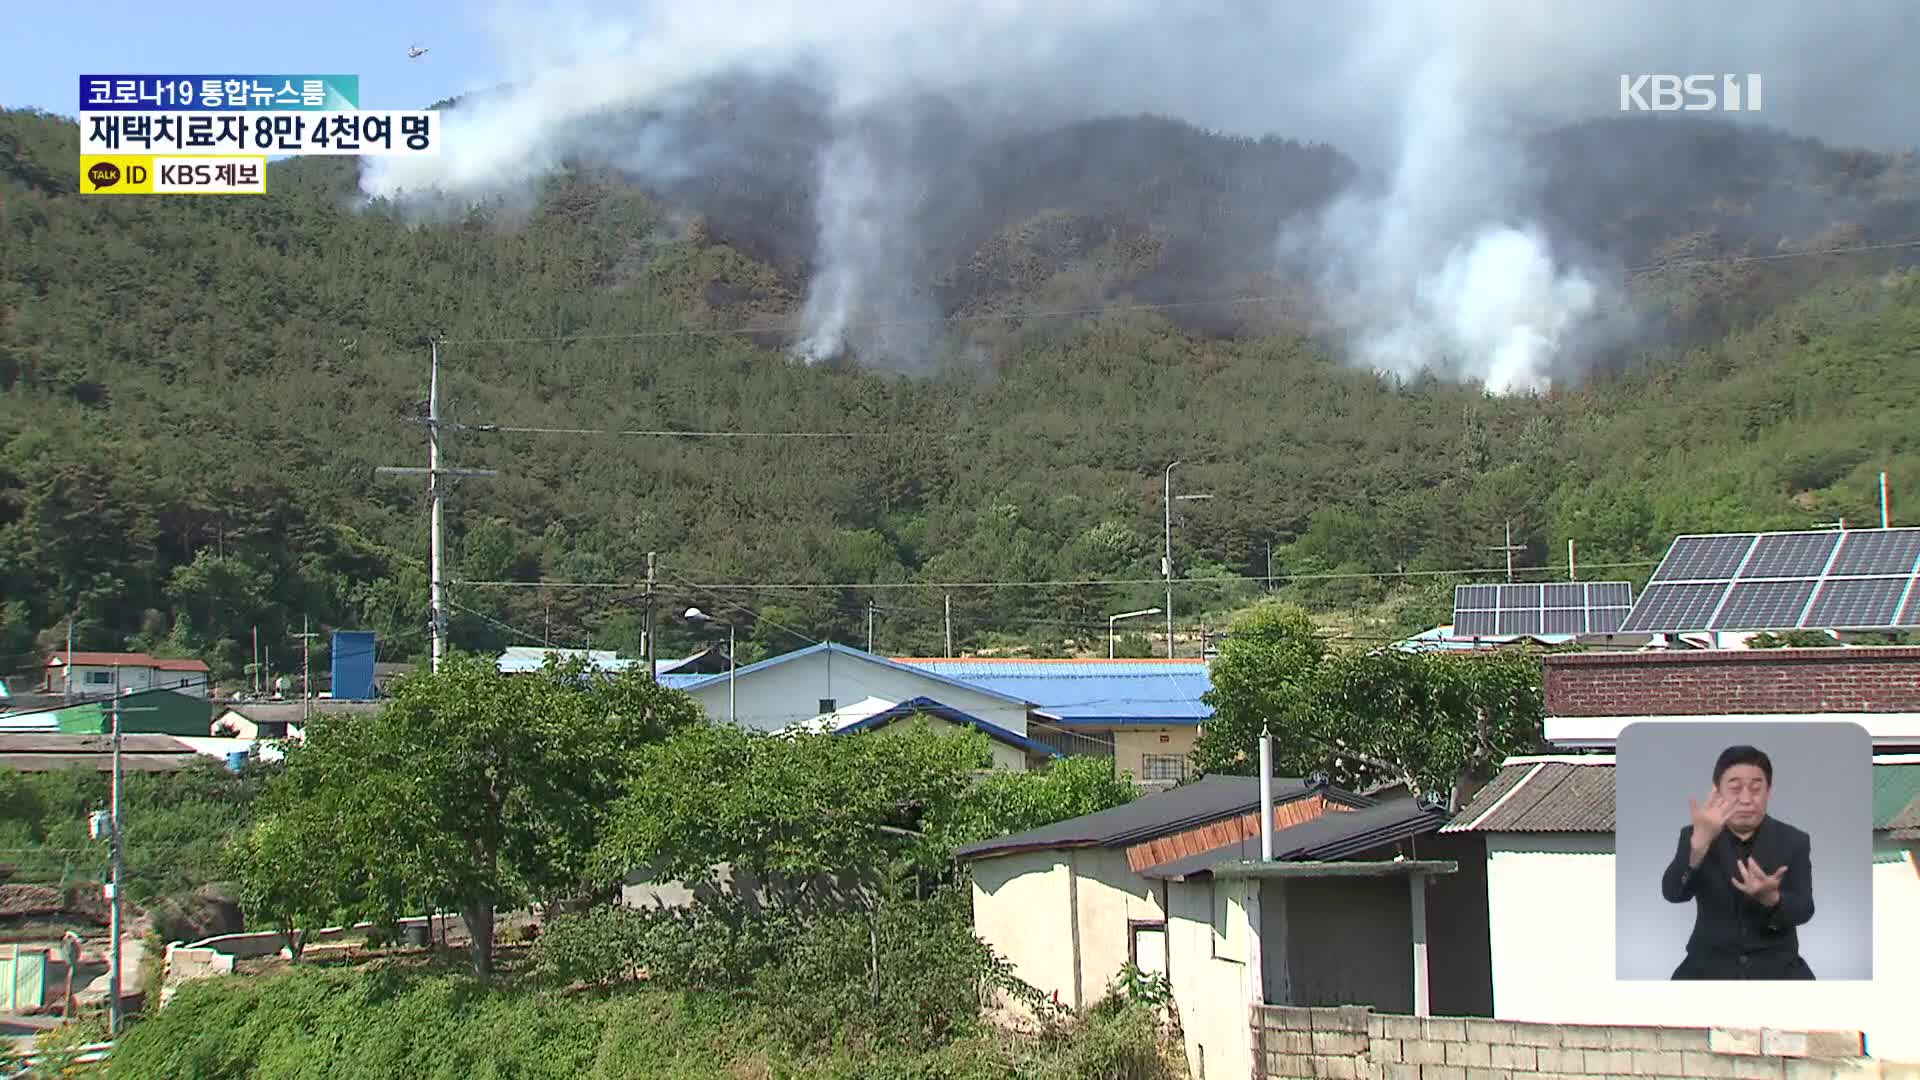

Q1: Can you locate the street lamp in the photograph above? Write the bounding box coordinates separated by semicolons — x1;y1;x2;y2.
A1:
1109;607;1162;659
1163;461;1214;659
684;607;735;725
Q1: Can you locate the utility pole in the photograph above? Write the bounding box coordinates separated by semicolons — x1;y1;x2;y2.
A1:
1488;520;1525;582
1568;539;1577;581
643;552;657;682
944;593;953;658
375;334;498;672
252;625;260;695
866;598;877;654
103;673;154;1038
64;618;73;702
1882;471;1890;528
295;617;319;726
1266;542;1274;592
1162;461;1213;659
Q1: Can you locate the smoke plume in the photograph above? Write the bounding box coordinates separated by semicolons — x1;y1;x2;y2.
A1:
362;0;1919;388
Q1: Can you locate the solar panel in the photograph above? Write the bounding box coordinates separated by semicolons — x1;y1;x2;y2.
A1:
1451;580;1639;638
1620;528;1920;632
1805;576;1908;628
1711;580;1819;630
1651;535;1754;582
1742;532;1840;579
1830;529;1920;576
1619;582;1727;633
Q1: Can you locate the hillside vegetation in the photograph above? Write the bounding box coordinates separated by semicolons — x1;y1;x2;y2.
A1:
3;105;1919;676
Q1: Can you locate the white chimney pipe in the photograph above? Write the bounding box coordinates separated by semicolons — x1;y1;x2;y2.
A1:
1259;724;1274;862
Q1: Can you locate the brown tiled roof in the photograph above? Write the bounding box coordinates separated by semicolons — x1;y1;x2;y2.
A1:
1445;761;1616;833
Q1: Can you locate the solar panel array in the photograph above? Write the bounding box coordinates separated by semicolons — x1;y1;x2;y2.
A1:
1453;582;1636;637
1620;528;1920;633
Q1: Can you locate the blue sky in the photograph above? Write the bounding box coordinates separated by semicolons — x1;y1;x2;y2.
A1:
6;2;503;115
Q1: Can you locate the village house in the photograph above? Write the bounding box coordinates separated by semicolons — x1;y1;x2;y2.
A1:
662;642;1215;781
956;773;1486;1079
41;651;210;699
1437;644;1920;1062
893;657;1212;786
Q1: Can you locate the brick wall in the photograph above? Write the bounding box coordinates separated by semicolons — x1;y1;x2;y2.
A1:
1249;1005;1912;1080
1543;648;1920;717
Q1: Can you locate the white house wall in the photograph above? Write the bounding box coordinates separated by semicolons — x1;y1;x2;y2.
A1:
685;651;1029;735
57;666;208;699
1486;833;1920;1061
1167;875;1259;1080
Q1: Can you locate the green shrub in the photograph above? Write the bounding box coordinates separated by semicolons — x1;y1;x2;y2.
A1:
104;966;1182;1079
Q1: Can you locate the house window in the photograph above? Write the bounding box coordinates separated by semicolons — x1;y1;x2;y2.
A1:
818;698;836;714
1128;920;1168;977
1142;754;1187;783
85;671;113;685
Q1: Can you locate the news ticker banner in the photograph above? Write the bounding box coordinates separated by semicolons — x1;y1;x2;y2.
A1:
83;112;440;156
77;75;437;193
79;75;359;111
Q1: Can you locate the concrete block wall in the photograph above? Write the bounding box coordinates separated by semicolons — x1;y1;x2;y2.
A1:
1251;1006;1919;1080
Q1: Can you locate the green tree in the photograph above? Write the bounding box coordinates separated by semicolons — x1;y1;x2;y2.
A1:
1308;648;1547;804
1192;602;1328;775
242;652;701;975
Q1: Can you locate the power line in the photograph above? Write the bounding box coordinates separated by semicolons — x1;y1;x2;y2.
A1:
436;238;1920;347
454;558;1662;593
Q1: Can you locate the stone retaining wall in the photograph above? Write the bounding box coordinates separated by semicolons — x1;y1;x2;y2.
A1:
1251;1005;1916;1080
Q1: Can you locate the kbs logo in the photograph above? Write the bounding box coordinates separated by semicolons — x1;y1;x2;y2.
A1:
1620;74;1762;112
154;157;266;193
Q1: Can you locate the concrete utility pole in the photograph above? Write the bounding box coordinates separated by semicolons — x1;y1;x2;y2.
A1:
1162;461;1213;658
643;552;657;682
944;593;953;658
375;334;498;672
866;599;877;654
295;617;319;725
103;675;154;1037
1488;520;1525;583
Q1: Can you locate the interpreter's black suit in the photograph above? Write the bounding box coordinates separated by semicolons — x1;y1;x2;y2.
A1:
1661;815;1815;980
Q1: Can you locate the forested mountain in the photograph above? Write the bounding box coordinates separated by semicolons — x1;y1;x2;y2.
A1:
3;103;1918;681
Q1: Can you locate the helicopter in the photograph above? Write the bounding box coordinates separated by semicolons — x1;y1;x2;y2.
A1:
407;44;429;58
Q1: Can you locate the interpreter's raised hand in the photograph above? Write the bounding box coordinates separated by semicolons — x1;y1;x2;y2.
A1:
1731;856;1787;908
1689;790;1733;854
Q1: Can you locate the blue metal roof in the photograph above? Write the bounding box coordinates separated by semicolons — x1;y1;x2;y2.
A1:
675;642;1035;707
839;696;1061;759
893;659;1212;725
656;673;711;691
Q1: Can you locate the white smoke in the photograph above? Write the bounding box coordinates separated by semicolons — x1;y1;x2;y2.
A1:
1287;53;1610;393
364;0;1918;387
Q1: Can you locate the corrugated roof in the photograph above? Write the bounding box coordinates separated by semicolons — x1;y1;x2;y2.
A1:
1446;761;1616;832
891;658;1211;724
1871;763;1920;829
44;652;209;672
0;752;197;773
0;733;196;754
955;775;1347;860
497;647;637;674
1448;760;1920;833
1889;795;1920;839
1140;798;1450;880
677;643;1034;707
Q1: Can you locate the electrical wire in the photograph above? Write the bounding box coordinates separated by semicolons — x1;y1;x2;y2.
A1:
454;559;1661;592
438;238;1920;347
